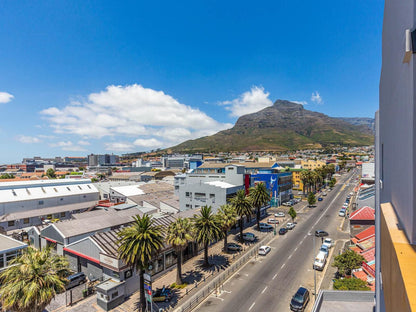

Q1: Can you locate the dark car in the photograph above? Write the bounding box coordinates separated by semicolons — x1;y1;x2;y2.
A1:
153;287;173;302
65;272;87;290
290;287;310;311
279;228;288;235
315;230;329;237
318;197;323;201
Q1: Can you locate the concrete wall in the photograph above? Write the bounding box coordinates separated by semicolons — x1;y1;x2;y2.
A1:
379;0;416;244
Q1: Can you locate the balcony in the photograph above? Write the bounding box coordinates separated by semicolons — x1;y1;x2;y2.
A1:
380;202;416;312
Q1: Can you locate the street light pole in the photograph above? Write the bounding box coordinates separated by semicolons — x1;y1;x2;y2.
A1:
313;234;316;301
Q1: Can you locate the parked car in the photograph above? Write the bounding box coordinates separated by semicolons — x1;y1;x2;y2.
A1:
319;244;329;256
279;228;288;235
259;223;273;231
268;218;279;224
290;287;310;311
283;202;291;206
322;238;334;249
339;209;346;217
286;222;296;230
322;192;327;196
152;287;173;302
342;203;349;208
65;272;87;290
225;243;242;252
318;197;323;201
275;212;285;217
313;251;327;270
258;245;271;256
315;230;329;237
238;232;257;242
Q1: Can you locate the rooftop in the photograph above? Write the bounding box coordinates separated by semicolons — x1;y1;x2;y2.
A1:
349;206;375;221
312;290;375;312
0;234;27;252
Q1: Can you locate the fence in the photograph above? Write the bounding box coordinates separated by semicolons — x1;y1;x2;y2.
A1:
174;231;275;312
65;282;95;306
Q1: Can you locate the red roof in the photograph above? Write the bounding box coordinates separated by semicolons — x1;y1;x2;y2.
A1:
349;206;375;221
355;225;375;241
361;247;375;262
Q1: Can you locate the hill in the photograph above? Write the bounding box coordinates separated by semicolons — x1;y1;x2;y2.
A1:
169;100;374;152
334;117;375;134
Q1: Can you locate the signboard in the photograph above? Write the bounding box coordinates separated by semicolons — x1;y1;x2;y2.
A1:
144;273;152;283
362;262;375;277
144;273;152;303
100;254;120;269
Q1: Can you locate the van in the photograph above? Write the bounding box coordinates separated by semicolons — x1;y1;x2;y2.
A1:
313;251;327;271
66;272;87;289
240;232;256;242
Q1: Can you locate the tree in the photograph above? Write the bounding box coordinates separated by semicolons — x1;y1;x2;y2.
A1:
166;218;193;285
0;173;15;179
118;215;164;312
96;173;106;181
332;250;365;277
307;192;316;207
230;190;253;243
45;168;56;179
329;177;336;188
0;247;70;312
192;206;222;267
249;183;270;231
216;204;237;253
333;278;370;291
300;171;311;195
288;206;297;221
91;177;99;183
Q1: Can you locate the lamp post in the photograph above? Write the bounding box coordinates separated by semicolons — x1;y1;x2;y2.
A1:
309;232;317;301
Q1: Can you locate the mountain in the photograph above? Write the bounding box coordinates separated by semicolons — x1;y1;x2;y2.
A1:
169;100;374;152
334;117;375;134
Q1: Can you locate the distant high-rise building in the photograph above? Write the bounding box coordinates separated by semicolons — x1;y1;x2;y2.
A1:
88;154;119;167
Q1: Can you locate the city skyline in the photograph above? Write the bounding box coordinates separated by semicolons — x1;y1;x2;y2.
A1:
0;1;383;163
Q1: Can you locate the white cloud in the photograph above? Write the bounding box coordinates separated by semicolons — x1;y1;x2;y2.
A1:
291;100;308;105
133;138;163;148
0;92;14;104
78;140;90;146
49;141;86;151
41;84;232;149
104;142;135;152
17;135;41;144
311;91;323;104
221;86;273;117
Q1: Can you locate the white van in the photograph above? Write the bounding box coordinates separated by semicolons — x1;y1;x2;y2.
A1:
313;251;327;271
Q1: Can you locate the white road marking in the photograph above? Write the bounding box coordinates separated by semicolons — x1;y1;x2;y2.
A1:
261;286;268;294
249;302;256;311
294;246;298;252
272;273;277;280
288;254;292;259
281;263;286;269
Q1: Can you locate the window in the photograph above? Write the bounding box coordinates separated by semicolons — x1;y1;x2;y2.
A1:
66;187;71;191
60;212;66;218
11;189;17;196
186;204;191;208
23;218;29;224
185;192;190;197
83;195;86;198
209;194;215;198
78;185;82;190
111;291;119;299
87;185;91;189
0;255;4;268
125;269;133;279
60;198;64;201
8;221;15;227
39;200;44;205
41;187;46;194
53;188;58;192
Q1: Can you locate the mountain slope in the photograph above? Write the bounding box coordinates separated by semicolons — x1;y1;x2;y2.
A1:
334;117;375;134
170;100;374;152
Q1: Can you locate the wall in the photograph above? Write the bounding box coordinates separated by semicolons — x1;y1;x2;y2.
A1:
379;0;416;244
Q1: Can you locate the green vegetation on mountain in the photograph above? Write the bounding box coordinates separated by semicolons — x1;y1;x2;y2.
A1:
170;100;374;152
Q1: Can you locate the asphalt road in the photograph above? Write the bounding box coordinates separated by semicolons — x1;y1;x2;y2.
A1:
195;169;359;312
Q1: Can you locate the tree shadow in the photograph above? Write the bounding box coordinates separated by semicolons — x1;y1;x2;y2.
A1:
195;254;230;273
182;270;203;284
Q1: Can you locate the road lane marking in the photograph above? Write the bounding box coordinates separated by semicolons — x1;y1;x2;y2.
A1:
281;263;285;269
261;286;268;294
273;273;277;280
249;302;256;310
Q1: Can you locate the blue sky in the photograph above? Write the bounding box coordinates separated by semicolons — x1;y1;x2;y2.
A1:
0;1;383;163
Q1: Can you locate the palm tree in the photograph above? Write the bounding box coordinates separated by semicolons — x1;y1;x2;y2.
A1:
118;214;164;312
166;217;193;285
300;170;313;195
0;247;70;312
230;189;253;243
216;204;237;253
249;183;271;230
192;206;222;267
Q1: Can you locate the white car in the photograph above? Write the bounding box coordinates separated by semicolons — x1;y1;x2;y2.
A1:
258;245;271;256
322;238;334;249
313;251;327;271
286;222;296;230
239;232;256;242
267;218;279;224
274;212;285;217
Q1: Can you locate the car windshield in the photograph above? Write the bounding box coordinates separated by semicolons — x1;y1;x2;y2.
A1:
293;293;304;303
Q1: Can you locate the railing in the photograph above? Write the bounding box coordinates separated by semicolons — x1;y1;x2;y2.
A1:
173;231;274;312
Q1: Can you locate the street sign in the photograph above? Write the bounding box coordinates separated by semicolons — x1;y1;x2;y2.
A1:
144;273;152;283
144;283;152;291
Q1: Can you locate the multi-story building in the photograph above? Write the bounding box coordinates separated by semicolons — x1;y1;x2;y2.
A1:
88;154;119;167
376;1;416;311
300;159;326;170
290;168;306;191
